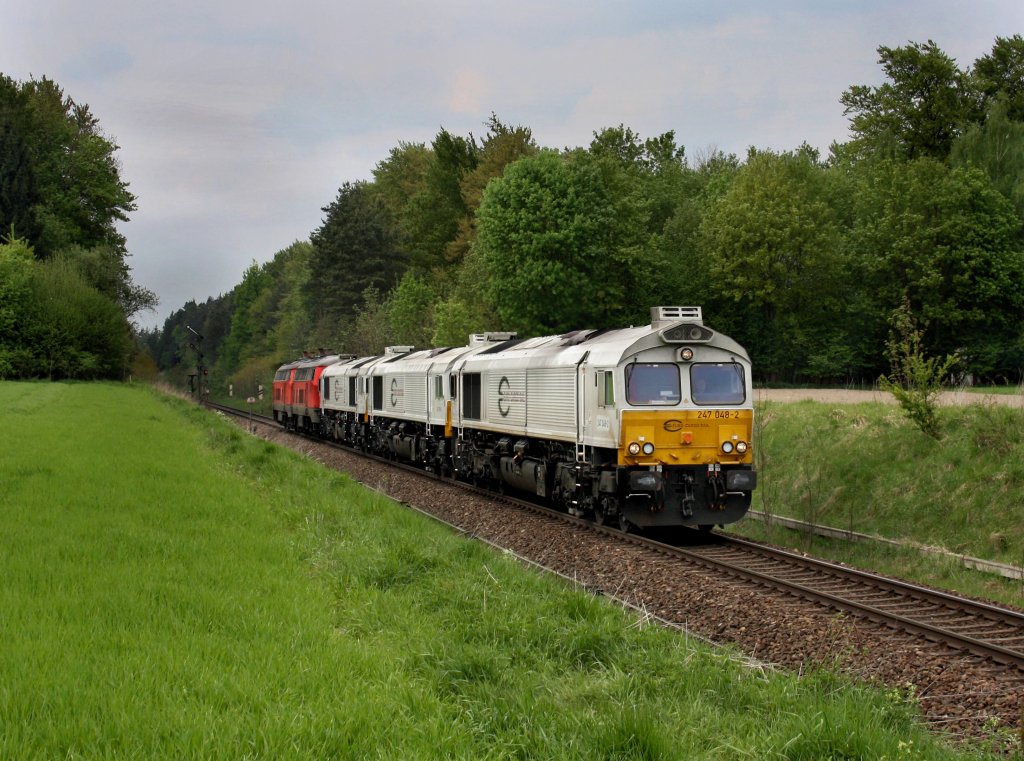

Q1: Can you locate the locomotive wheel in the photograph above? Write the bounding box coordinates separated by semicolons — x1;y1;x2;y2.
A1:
593;508;606;526
618;513;631;533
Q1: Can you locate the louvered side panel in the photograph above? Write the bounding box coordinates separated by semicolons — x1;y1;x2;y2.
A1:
403;374;428;422
526;368;577;441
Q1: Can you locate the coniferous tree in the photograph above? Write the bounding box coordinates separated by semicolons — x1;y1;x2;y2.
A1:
308;182;405;329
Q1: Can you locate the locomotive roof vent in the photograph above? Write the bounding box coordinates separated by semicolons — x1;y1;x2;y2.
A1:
470;331;518;346
651;306;702;328
384;345;415;355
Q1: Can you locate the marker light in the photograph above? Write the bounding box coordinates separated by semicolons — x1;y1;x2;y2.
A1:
721;441;735;454
628;442;642;456
680;347;694;361
735;441;748;454
642;442;655;455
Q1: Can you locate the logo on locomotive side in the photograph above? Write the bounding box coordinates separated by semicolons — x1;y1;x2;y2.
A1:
497;376;525;418
663;419;684;432
390;378;405;407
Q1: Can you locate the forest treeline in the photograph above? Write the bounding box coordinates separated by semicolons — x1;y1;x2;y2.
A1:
12;37;1018;389
145;36;1024;391
0;75;155;379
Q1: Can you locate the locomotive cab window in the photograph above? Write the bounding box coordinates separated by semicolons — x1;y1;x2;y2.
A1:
597;370;615;407
625;363;680;406
691;363;746;405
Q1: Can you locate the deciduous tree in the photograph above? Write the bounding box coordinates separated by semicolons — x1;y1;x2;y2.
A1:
840;40;977;160
476;149;644;335
700;148;848;379
849;157;1024;375
973;34;1024;121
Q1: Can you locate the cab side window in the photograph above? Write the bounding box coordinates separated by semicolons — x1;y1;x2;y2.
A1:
597;371;615;407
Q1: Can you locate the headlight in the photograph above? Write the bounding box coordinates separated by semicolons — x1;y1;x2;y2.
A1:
628;442;641;456
721;441;734;454
642;442;655;455
735;441;748;454
679;347;694;361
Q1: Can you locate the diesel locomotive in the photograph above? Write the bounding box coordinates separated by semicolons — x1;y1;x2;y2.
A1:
274;307;756;530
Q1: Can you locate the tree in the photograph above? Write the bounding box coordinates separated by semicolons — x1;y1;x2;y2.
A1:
0;231;133;380
0;77;41;244
700;148;848;380
0;75;152;336
951;99;1024;219
269;240;314;359
386;272;438;348
444;114;539;266
879;297;959;439
24;258;133;379
584;126;702;321
840;40;977;160
654;150;739;312
346;287;392;356
430;243;500;346
401;129;478;271
849;157;1024;376
57;244;156;319
476;149;646;335
0;232;34;377
17;77;136;259
218;260;273;374
973;34;1024;121
308;181;405;326
372;141;431;221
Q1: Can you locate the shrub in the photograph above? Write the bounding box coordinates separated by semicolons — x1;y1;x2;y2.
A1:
879;298;958;439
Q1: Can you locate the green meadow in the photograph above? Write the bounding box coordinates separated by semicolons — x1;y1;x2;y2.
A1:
0;382;1008;759
737;399;1024;607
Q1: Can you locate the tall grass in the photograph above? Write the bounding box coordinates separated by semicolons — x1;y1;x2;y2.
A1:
0;382;1003;759
742;399;1024;606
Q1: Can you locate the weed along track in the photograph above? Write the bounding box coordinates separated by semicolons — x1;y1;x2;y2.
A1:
208;401;1024;750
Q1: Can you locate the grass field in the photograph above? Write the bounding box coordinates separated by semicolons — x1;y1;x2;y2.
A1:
733;399;1024;607
0;382;1008;759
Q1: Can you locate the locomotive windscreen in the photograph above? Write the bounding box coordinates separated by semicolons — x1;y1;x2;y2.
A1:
625;363;681;406
690;363;746;405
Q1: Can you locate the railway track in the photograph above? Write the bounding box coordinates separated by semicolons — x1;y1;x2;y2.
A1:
668;536;1024;669
206;401;1024;672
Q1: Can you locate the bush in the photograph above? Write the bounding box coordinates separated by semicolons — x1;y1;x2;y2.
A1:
879;298;958;439
25;259;132;379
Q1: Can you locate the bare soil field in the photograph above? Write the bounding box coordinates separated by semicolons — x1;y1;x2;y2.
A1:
757;388;1024;407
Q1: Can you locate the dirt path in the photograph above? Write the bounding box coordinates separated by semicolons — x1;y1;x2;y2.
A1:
757;388;1024;407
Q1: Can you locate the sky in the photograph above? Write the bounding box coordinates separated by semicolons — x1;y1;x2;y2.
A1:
2;1;1021;331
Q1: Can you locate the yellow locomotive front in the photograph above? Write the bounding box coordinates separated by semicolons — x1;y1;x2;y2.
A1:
608;318;756;529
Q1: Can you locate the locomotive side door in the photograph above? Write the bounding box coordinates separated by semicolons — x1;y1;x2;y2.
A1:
575;351;590;462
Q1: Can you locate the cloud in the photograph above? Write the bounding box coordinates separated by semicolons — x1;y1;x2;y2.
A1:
448;69;489;115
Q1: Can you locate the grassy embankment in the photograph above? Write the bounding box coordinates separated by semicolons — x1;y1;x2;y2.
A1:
0;381;1006;759
735;398;1024;607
